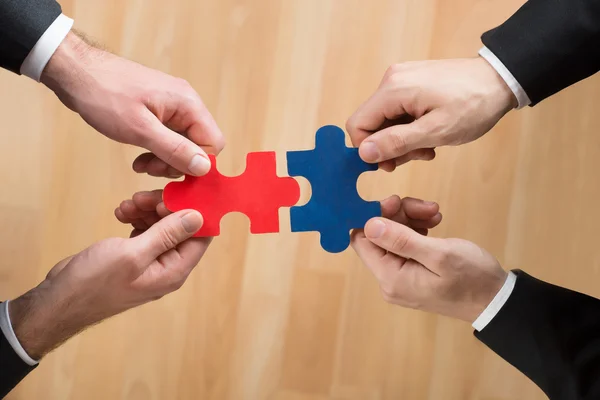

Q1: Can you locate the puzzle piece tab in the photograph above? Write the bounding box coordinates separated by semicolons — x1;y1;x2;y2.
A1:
286;125;381;253
163;152;300;236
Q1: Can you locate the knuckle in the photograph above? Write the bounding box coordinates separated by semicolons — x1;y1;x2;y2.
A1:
345;116;356;133
157;226;182;250
178;80;200;102
169;279;185;292
175;79;200;103
413;148;434;161
151;293;165;302
405;298;424;311
168;268;192;292
386;71;405;88
423;148;436;160
389;131;408;154
213;133;226;153
384;63;404;80
390;231;410;254
345;115;358;134
182;92;200;109
350;229;364;245
177;77;192;90
380;285;397;303
165;136;188;163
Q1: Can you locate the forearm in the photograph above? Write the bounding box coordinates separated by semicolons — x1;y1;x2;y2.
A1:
475;270;600;399
8;283;95;361
0;285;88;397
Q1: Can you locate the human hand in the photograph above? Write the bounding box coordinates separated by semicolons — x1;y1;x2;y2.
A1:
351;204;507;322
114;189;171;237
346;57;517;171
375;195;443;236
9;208;209;360
41;31;225;178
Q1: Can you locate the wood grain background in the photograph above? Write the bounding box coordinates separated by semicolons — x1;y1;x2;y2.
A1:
2;0;599;398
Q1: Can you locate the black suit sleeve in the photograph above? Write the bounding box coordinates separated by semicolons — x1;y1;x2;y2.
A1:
0;0;62;74
0;302;36;399
475;270;600;399
481;0;600;105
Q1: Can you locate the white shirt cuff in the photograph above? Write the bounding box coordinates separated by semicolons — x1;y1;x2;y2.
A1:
479;46;531;110
0;300;39;366
20;14;74;82
472;271;517;332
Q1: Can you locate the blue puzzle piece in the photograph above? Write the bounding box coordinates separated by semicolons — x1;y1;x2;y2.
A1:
286;125;381;253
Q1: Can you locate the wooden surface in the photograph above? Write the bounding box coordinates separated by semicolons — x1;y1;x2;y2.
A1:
1;0;599;398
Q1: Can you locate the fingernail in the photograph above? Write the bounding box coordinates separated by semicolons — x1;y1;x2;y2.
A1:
181;211;203;233
365;219;386;239
423;201;436;205
188;154;211;176
360;142;380;162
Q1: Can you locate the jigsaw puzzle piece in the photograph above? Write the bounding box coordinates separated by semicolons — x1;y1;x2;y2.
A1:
241;152;300;234
289;200;380;253
163;152;300;237
163;155;225;236
286;125;380;253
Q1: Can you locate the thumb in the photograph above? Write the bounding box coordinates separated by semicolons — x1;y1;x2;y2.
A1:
144;114;212;176
132;210;204;265
358;112;441;163
364;217;443;272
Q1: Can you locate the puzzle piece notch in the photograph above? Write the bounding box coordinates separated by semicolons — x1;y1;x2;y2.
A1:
163;152;300;237
286;125;381;253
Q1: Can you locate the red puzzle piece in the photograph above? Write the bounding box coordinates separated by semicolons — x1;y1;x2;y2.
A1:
163;152;300;236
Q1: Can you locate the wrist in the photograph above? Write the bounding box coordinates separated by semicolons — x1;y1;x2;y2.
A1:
469;270;508;322
40;31;103;108
473;56;518;113
9;281;85;360
9;287;54;360
467;269;515;331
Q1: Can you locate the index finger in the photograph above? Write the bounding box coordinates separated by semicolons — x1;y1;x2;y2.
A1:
132;190;165;212
181;95;225;156
346;83;413;145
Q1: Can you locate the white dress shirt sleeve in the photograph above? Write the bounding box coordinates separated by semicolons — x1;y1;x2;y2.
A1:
472;270;517;332
479;46;531;109
0;300;39;366
20;13;74;82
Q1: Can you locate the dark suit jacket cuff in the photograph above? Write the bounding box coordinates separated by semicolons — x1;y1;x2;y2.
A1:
474;270;600;399
481;0;600;106
0;327;37;398
0;0;62;73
